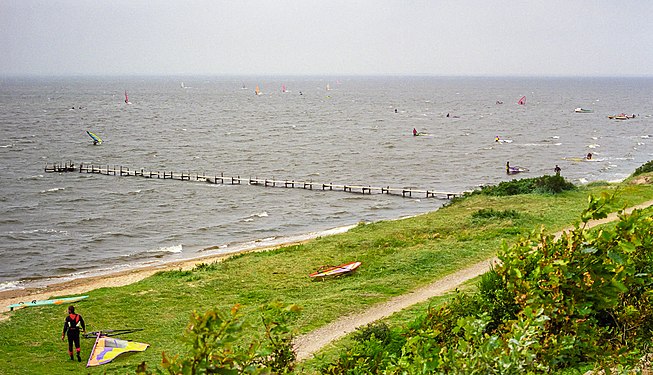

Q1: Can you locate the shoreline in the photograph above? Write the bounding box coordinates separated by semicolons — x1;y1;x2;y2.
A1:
0;223;359;310
0;239;311;316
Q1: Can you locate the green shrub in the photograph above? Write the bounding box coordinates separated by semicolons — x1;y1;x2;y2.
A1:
471;208;520;221
476;268;519;332
136;303;300;375
495;193;653;369
352;322;392;344
474;175;576;196
631;160;653;177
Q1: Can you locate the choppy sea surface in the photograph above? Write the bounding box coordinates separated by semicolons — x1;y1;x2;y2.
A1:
1;76;651;291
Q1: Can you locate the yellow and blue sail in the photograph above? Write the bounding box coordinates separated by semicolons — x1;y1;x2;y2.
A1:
86;131;102;144
87;333;148;367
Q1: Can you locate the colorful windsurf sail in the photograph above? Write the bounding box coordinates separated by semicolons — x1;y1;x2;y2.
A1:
124;90;129;104
86;131;102;144
86;332;148;367
517;96;526;105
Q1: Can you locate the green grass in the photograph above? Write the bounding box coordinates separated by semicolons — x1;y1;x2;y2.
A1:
1;182;652;374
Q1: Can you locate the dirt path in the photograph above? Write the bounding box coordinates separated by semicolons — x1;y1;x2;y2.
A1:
293;200;653;361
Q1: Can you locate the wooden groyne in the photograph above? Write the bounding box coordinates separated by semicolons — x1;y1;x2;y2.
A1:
44;161;466;199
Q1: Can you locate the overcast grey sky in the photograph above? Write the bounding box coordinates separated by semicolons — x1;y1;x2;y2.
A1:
1;1;651;76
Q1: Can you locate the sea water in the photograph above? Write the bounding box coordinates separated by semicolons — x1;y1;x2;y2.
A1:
0;76;651;291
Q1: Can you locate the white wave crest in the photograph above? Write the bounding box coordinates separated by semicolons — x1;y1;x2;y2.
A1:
244;212;269;222
148;244;183;253
40;187;65;193
0;280;23;292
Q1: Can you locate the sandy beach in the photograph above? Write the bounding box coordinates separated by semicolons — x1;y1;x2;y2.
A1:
0;241;307;319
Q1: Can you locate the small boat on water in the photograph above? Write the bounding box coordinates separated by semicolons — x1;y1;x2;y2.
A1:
608;113;636;120
574;108;593;113
309;261;361;280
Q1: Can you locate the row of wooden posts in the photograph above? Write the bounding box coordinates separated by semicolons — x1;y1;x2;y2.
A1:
44;161;465;199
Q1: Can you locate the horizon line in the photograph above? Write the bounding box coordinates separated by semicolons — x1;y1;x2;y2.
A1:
2;73;652;79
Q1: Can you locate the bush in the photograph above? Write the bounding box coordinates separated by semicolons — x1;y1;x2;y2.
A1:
352;322;392;344
136;303;300;375
474;175;576;196
631;160;653;177
471;208;520;221
476;268;519;332
495;193;653;369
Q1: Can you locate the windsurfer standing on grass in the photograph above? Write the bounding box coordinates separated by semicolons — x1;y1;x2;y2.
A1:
61;305;86;362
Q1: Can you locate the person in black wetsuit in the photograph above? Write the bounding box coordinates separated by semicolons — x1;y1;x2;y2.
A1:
61;305;86;362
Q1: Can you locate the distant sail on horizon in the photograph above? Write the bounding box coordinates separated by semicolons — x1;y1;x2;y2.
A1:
124;90;130;104
255;85;261;95
282;84;286;93
517;96;526;105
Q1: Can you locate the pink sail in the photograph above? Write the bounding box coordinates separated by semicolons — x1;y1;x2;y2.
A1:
282;84;286;93
124;90;129;104
517;96;526;105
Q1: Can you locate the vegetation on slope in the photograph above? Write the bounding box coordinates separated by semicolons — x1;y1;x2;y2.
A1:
1;169;652;374
320;192;653;374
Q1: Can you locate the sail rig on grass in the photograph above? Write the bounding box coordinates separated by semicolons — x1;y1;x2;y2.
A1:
85;330;148;367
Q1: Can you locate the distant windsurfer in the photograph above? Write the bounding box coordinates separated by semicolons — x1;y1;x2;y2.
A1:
586;153;593;160
413;128;418;136
506;161;511;174
495;136;500;142
61;305;86;362
554;165;561;175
